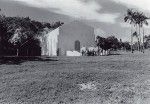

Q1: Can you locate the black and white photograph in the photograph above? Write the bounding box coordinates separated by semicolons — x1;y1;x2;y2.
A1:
0;0;150;103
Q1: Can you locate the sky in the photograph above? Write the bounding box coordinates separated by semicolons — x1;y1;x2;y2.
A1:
0;0;150;41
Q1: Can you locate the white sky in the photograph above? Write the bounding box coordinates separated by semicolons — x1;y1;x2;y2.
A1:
10;0;150;25
112;0;150;13
11;0;120;23
2;0;150;41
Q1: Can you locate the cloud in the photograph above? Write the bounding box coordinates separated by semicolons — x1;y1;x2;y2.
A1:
11;0;119;23
94;28;106;37
111;0;150;13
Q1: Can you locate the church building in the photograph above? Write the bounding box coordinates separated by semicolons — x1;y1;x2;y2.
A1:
39;21;95;56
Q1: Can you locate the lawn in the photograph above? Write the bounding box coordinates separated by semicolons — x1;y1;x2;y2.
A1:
0;50;150;104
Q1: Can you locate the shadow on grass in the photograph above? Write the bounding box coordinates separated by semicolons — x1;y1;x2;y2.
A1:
0;56;58;65
108;53;121;56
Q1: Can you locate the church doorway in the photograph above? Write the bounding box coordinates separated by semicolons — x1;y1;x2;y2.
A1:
74;40;80;52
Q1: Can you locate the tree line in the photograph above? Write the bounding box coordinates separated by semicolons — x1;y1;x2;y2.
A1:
0;12;63;56
96;36;131;54
124;9;150;53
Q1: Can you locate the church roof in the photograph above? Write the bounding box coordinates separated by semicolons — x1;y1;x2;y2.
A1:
60;20;94;29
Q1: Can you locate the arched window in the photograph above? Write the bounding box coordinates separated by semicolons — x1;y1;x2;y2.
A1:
75;40;80;52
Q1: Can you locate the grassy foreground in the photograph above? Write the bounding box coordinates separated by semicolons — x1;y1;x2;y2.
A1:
0;51;150;104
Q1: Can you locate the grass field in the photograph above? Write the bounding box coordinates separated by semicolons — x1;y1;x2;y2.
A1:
0;50;150;104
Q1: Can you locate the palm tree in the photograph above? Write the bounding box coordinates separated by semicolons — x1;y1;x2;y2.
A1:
132;31;139;50
124;9;149;52
124;9;136;53
132;11;149;52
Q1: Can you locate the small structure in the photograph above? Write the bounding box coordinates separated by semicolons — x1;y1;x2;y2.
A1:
39;21;95;56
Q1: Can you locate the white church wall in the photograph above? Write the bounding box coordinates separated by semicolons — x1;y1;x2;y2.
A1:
66;51;82;56
39;21;95;56
58;21;95;56
40;28;59;56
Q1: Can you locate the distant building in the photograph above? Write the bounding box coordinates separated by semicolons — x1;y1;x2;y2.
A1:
39;21;95;56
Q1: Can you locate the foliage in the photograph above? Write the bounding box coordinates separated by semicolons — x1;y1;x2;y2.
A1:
96;36;122;51
122;42;131;51
144;35;150;49
0;14;64;56
106;36;121;50
96;36;106;50
124;9;149;52
124;9;149;27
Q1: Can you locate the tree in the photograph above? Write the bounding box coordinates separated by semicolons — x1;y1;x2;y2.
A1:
132;31;140;51
124;9;137;52
124;9;136;25
96;36;106;55
4;17;37;56
106;36;120;50
96;36;121;55
0;12;9;55
51;21;64;28
0;14;64;56
122;42;131;51
124;9;149;53
9;28;25;56
134;11;149;53
4;17;38;56
144;35;150;49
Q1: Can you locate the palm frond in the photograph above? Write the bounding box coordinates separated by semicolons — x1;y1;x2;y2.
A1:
132;31;138;37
